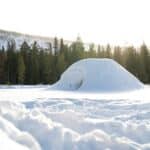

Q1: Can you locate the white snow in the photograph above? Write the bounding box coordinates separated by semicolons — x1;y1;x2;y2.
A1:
52;58;143;92
0;29;52;49
0;129;29;150
0;114;41;150
0;85;150;150
0;59;149;150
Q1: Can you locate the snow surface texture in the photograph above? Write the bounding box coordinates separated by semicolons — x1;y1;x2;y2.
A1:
0;59;147;150
52;58;143;92
0;86;150;150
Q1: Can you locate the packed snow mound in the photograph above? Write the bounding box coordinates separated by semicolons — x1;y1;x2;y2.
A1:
53;58;143;92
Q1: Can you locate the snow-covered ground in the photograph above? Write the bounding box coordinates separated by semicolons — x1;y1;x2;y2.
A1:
0;85;150;150
0;59;150;150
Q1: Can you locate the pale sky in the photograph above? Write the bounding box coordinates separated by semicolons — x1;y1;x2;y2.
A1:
0;0;150;46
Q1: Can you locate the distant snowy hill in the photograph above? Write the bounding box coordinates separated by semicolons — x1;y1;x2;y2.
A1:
0;29;71;49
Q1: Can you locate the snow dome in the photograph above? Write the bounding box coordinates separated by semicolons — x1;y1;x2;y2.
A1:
52;58;144;92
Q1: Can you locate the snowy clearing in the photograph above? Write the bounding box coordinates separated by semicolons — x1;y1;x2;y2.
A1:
0;59;149;150
0;85;150;150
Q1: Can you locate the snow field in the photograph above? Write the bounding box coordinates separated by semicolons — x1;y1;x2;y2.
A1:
0;95;150;150
0;58;148;150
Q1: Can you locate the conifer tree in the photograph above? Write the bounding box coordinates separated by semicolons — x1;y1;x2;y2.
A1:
88;43;96;58
54;37;59;55
0;46;6;83
70;36;84;64
124;46;138;77
97;45;103;58
17;53;25;84
20;41;31;84
60;38;65;54
31;41;40;84
139;43;150;82
113;46;122;65
56;54;67;79
105;44;112;58
6;40;17;84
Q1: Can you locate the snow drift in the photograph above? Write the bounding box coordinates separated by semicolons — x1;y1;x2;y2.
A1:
1;98;150;150
52;58;143;92
1;86;150;149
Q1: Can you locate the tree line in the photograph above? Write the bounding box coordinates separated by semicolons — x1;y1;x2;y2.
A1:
0;37;150;84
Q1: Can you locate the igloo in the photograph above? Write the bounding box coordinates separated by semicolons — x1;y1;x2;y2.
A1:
52;58;144;92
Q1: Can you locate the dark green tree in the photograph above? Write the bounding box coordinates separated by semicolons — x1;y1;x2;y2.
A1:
6;40;17;84
0;46;6;83
124;46;138;77
31;41;40;84
54;37;59;55
105;44;112;58
60;38;65;54
20;41;31;84
113;46;122;65
139;43;150;82
88;43;96;58
17;53;25;84
56;53;67;79
69;36;84;64
97;45;103;58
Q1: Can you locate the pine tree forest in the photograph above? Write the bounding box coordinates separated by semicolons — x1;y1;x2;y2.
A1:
0;37;150;85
